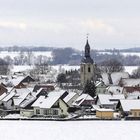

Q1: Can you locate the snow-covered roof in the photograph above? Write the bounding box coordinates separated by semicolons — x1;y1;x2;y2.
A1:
97;94;125;105
64;92;77;103
102;72;129;85
92;105;100;110
13;88;31;106
73;94;93;106
2;88;32;106
20;95;36;108
126;92;140;100
120;78;140;87
95;81;106;87
2;91;16;102
32;90;66;108
120;100;140;111
4;76;25;87
33;88;43;96
0;92;8;101
106;86;123;94
95;81;102;87
96;108;114;112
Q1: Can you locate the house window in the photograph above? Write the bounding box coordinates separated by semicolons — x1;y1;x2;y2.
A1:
44;110;48;115
53;110;58;115
36;109;40;114
88;67;90;72
44;109;51;115
134;112;137;117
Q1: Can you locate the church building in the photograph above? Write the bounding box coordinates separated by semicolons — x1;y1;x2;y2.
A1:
80;39;95;86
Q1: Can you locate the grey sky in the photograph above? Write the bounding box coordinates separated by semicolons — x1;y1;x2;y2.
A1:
0;0;139;50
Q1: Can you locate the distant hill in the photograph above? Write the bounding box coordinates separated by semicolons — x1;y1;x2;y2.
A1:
120;47;140;52
0;46;56;52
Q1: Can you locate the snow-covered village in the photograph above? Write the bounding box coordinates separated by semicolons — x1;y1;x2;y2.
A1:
0;39;139;121
1;1;140;140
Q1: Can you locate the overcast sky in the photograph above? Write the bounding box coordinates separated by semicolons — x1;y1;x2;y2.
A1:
0;0;140;50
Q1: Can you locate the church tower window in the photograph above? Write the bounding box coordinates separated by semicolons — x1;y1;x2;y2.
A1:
88;67;91;72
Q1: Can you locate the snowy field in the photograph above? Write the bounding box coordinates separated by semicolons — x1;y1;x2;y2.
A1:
99;52;140;57
122;52;140;57
0;121;139;140
0;51;52;59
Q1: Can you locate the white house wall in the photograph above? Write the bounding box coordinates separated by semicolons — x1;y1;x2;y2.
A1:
59;99;68;116
33;107;61;116
3;99;14;110
20;109;34;117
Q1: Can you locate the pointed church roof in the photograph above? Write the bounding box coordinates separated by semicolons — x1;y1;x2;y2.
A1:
81;39;93;64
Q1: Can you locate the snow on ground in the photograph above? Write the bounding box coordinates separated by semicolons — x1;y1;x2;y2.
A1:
11;65;80;73
11;65;137;75
11;65;34;73
0;121;139;140
124;66;138;74
4;114;27;119
98;52;140;57
122;52;140;57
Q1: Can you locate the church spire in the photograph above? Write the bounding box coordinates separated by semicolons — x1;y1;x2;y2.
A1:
85;34;90;58
81;34;93;64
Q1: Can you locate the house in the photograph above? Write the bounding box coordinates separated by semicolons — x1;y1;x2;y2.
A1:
15;75;35;88
1;88;33;110
20;109;34;118
119;78;140;87
4;75;35;88
72;93;95;108
63;91;80;106
130;109;140;117
117;99;140;117
33;84;55;92
119;78;140;99
19;88;50;118
95;94;125;110
2;90;16;110
124;89;140;99
32;90;69;117
96;108;114;119
95;81;107;94
106;86;123;95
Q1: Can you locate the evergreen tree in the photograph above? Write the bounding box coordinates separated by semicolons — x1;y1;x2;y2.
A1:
57;73;67;83
83;81;96;98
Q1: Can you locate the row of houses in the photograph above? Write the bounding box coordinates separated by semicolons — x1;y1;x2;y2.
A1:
0;71;140;120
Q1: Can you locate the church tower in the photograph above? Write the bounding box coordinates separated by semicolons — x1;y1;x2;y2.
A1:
80;38;95;86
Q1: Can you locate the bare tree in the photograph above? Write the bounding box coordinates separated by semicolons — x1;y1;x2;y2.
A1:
26;50;34;66
18;51;25;65
100;59;124;84
35;55;49;74
100;59;124;73
0;58;10;75
131;67;140;78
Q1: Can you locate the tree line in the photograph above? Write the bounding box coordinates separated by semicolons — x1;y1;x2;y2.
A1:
0;46;140;66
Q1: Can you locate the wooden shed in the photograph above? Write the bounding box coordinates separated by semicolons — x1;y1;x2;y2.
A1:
96;108;114;119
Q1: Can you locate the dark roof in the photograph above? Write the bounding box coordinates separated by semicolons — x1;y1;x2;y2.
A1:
81;57;93;64
81;39;93;64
